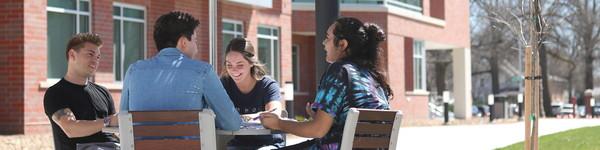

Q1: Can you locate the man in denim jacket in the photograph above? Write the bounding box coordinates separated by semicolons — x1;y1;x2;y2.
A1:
120;11;241;130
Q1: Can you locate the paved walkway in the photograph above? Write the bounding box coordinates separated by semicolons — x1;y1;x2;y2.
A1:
396;119;600;150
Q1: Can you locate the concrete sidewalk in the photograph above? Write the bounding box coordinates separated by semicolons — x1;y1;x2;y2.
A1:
396;119;600;150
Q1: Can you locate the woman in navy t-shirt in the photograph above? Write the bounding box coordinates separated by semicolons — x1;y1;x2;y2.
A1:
221;38;285;149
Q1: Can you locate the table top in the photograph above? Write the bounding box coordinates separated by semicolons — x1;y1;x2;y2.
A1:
102;123;281;135
103;126;119;133
217;122;281;135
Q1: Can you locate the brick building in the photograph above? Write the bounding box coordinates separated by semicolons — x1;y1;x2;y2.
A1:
0;0;470;134
290;0;471;121
0;0;291;134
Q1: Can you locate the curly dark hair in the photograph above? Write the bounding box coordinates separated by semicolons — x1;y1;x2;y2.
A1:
153;11;199;50
333;17;393;99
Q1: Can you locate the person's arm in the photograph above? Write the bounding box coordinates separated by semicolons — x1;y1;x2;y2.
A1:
51;108;105;138
261;109;333;138
241;101;282;121
203;67;242;130
120;65;134;113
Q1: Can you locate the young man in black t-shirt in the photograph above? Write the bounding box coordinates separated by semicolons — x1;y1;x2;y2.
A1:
43;33;118;150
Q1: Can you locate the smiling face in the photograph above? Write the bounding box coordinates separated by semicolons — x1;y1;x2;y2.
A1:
68;42;101;78
225;51;253;83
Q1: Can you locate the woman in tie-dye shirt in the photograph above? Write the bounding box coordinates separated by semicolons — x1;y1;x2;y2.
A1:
260;17;393;150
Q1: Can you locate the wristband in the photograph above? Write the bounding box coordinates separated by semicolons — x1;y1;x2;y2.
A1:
103;117;111;126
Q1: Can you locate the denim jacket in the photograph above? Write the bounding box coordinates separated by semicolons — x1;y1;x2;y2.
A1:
120;48;241;130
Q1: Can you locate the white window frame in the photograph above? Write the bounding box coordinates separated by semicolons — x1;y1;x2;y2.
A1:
257;25;280;81
292;45;301;91
222;19;244;38
46;0;92;80
413;40;426;91
113;2;147;82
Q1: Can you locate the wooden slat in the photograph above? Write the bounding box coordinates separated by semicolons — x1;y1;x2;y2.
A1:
355;122;393;135
352;137;390;149
132;111;200;122
134;139;200;150
133;124;199;137
357;109;396;122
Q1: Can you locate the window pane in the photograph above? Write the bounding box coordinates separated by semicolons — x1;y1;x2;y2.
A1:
258;27;271;35
114;20;122;81
258;38;271;76
47;12;76;78
113;6;121;16
273;29;278;36
79;1;90;12
235;24;242;32
124;8;144;19
223;22;235;31
122;21;145;79
48;0;76;10
80;15;89;32
398;0;422;7
222;33;234;63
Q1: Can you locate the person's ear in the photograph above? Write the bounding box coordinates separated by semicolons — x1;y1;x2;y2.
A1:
176;36;187;50
68;49;76;61
338;39;348;51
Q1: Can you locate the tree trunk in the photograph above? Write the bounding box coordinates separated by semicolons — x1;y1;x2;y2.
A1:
584;53;594;90
540;43;553;117
490;54;500;95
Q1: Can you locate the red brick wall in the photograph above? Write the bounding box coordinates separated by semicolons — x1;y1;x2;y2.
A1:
0;0;25;134
6;0;291;135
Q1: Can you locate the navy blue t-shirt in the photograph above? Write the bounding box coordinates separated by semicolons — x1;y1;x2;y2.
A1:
221;76;285;148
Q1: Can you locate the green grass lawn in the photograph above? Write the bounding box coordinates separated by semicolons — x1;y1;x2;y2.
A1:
496;126;600;150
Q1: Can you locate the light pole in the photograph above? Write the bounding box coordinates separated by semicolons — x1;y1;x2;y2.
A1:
443;91;450;125
518;93;523;121
488;94;495;123
284;82;294;118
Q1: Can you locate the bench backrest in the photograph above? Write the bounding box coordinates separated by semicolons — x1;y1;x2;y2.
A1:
119;109;216;150
340;108;403;150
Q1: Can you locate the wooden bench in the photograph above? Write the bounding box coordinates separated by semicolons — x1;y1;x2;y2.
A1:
340;108;403;150
118;109;217;150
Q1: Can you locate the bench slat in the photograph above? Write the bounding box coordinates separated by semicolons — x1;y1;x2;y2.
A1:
352;137;390;148
133;124;199;137
134;139;200;150
355;122;393;135
132;111;200;122
357;109;396;122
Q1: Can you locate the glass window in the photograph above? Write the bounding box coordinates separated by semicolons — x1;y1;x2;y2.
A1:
47;0;91;79
388;0;422;12
257;26;280;81
222;20;244;62
113;3;146;81
413;40;426;90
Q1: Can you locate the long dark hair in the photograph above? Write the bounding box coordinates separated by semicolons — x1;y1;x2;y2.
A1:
221;38;268;80
333;17;393;99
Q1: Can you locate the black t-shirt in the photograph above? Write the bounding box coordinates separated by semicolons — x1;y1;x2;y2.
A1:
221;76;284;148
43;79;117;150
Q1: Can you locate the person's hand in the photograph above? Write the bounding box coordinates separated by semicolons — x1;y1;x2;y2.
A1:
241;114;259;122
109;114;118;126
259;112;281;130
305;102;315;118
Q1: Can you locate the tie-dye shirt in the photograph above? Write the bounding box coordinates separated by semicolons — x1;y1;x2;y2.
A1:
309;61;390;150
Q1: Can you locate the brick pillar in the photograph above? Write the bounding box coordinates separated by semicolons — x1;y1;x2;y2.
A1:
0;0;25;134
